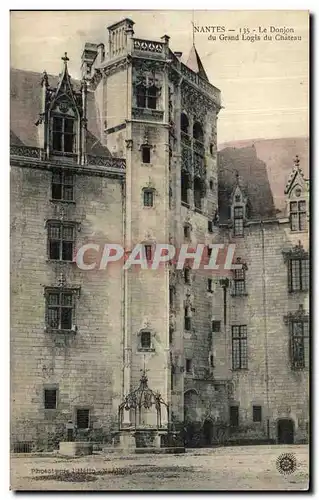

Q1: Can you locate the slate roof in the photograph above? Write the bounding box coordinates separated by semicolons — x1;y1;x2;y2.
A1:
186;45;209;82
218;137;309;222
10;68;111;157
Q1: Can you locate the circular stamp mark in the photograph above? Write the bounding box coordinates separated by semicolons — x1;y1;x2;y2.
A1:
276;453;297;475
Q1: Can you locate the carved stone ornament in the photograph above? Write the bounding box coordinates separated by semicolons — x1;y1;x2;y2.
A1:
282;240;309;262
284;304;309;325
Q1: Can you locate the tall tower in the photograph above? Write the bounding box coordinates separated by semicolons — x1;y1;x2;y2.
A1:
84;18;221;430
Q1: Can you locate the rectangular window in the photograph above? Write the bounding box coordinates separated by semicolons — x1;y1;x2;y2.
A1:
232;325;248;370
76;409;90;429
185;359;192;373
290;201;307;231
288;259;309;292
291;320;309;369
142;145;151;164
52;116;75;154
208;220;213;233
143;190;153;207
44;389;57;409
234;206;244;236
47;291;74;331
233;268;246;295
184;308;191;331
184;225;191;239
253;405;262;423
48;222;75;261
209;354;214;368
212;320;221;333
207;278;213;292
52;171;74;201
141;331;151;349
229;406;239;427
184;268;191;284
144;244;153;262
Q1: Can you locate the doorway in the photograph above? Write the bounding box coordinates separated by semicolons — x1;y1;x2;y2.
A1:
277;419;294;444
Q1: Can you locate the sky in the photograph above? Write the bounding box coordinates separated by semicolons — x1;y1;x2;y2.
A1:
10;10;309;144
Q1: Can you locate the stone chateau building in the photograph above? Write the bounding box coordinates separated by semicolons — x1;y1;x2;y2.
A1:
10;18;309;450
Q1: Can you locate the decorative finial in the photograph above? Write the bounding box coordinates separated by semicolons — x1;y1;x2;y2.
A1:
62;52;69;65
294;155;300;167
41;70;49;88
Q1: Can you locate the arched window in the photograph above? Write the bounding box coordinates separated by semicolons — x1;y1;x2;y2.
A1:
181;113;189;134
193;122;204;143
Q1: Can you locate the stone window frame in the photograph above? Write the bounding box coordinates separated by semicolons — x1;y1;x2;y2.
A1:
137;328;156;353
233;206;244;237
231;325;248;370
51;169;75;203
283;242;309;293
44;286;80;334
230;258;248;297
46;219;79;262
284;305;309;371
75;407;91;430
290;199;307;232
43;383;59;411
252;405;262;423
142;187;155;208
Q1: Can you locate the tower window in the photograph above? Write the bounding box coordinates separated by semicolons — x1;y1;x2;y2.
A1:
52;116;75;154
46;291;74;331
136;83;157;110
208;220;213;233
141;145;151;164
44;389;57;409
212;320;221;333
48;222;75;261
141;331;151;349
185;358;193;373
144;244;153;262
143;189;154;207
181;113;189;134
52;170;74;201
184;224;191;239
184;307;191;331
207;278;213;292
290;201;307;231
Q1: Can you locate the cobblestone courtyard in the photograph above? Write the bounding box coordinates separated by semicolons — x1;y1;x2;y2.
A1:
11;444;309;491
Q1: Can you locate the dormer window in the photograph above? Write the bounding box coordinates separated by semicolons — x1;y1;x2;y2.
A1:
290;201;307;232
234;207;244;236
52;116;75;154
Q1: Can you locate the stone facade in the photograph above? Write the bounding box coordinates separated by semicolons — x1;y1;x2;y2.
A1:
10;17;309;450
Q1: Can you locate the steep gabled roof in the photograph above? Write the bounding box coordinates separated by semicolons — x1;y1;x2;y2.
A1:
10;67;111;157
186;45;209;82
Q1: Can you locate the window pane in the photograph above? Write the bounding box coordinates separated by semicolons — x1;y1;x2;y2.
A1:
53;117;63;132
144;190;153;206
49;241;60;260
44;389;57;409
64;134;74;153
61;308;72;330
299;212;307;231
212;321;221;332
136;85;146;108
53;132;62;152
234;269;244;280
290;260;301;291
52;183;62;200
64;173;74;185
48;293;60;305
52;171;62;184
290;213;299;231
63;185;74;201
290;201;298;213
64;119;74;134
253;406;262;422
235;280;245;294
62;241;73;261
147;86;157;109
234;207;244;218
298;200;306;211
62;293;73;307
49;225;61;240
62;226;74;241
234;218;243;236
142;146;151;164
48;307;59;328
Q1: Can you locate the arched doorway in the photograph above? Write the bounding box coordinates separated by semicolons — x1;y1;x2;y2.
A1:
184;389;200;447
277;419;294;444
203;418;214;446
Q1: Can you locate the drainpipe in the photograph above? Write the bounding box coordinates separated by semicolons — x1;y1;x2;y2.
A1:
261;222;270;440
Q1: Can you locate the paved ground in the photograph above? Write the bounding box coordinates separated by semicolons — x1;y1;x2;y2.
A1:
10;444;309;491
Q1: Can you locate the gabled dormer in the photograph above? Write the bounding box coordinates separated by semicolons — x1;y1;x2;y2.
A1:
37;53;87;164
285;155;308;232
230;174;247;237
